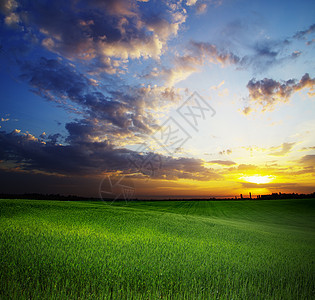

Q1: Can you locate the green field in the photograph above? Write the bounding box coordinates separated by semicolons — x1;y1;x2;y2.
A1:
0;198;314;299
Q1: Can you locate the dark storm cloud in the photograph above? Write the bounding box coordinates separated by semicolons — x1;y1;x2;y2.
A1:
65;120;103;144
0;129;125;175
0;129;221;181
47;133;62;145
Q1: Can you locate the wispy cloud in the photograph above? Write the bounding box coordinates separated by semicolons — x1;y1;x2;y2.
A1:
145;40;242;86
208;160;236;166
270;142;296;156
293;23;315;40
145;31;304;86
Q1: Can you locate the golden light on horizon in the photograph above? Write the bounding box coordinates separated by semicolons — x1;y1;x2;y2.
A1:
240;175;275;184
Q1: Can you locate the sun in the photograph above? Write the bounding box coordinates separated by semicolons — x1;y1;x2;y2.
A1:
240;175;275;184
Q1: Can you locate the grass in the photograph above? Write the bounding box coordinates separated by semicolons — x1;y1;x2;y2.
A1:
0;198;314;299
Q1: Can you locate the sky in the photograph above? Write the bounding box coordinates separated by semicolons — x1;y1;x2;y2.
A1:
0;0;314;199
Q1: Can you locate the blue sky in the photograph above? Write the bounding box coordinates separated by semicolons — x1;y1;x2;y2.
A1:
0;0;314;198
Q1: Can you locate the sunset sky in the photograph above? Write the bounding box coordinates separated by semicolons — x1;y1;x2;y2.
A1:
0;0;314;199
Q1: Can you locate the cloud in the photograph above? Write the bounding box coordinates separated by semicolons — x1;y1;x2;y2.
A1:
0;0;188;72
0;128;128;176
147;36;298;86
218;19;308;73
158;55;202;86
301;146;315;151
208;160;236;166
185;0;221;14
196;3;208;14
240;181;315;194
87;0;138;16
0;0;18;14
233;164;257;171
19;57;183;145
238;39;295;72
240;182;296;189
4;10;19;27
270;142;296;156
242;106;253;115
214;157;315;184
190;41;241;65
299;155;315;166
306;39;315;46
146;157;223;181
219;149;232;155
0;129;222;182
186;0;198;6
0;47;204;178
146;41;241;86
239;180;315;194
0;0;20;28
243;73;315;114
293;23;315;39
144;13;185;40
143;20;308;86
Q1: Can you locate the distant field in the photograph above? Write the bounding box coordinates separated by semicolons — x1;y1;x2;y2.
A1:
0;198;314;299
